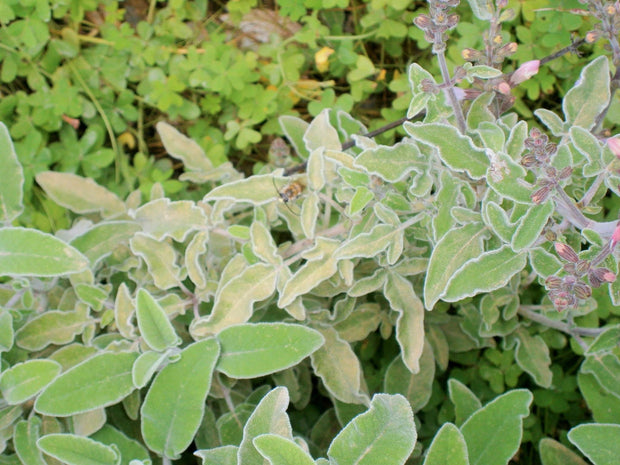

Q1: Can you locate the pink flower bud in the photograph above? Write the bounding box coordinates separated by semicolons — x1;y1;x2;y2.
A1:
509;60;540;86
612;221;620;247
607;137;620;159
555;242;579;263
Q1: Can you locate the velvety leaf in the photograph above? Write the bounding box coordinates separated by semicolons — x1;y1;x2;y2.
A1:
70;221;141;265
384;340;435;412
186;230;209;288
486;153;533;204
448;378;481;426
563;56;610;130
423;423;468;465
511;202;554;251
132;198;207;242
404;122;489;179
304;109;341;151
578;372;620;423
407;63;434;117
16;310;91;351
333;303;382;342
424;223;488;310
194;445;239;465
37;434;119;465
136;289;180;351
586;325;620;354
539;438;588;465
0;228;90;277
34;351;138;416
443;245;527;302
14;417;46;465
141;338;220;459
90;425;151;464
156;121;212;172
132;350;170;389
328;394;416;465
307;147;326;191
581;353;620;399
311;326;368;404
514;328;553;388
483;201;515;243
301;192;320;238
0;308;13;352
216;323;324;378
384;272;425;373
35;172;125;218
253;434;315;465
114;283;136;339
203;174;282;205
354;141;425;182
238;387;293;465
529;247;563;278
279;115;310;159
0;122;24;223
335;224;396;260
568;424;620;465
461;390;533;465
467;0;493;20
278;238;340;307
534;109;565;137
191;263;277;337
0;360;61;405
129;233;181;290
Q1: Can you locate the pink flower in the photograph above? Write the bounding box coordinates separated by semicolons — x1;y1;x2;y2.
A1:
607;137;620;158
612;221;620;248
509;60;540;86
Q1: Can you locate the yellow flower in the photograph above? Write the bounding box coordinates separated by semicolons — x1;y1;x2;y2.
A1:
315;47;335;73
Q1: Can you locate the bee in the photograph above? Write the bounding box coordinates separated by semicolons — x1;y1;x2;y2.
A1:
272;176;305;215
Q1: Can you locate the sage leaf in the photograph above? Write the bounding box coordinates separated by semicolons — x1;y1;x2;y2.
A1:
0;359;61;405
328;394;416;465
16;309;91;351
563;56;610;130
0;228;89;277
216;323;324;378
141;338;220;459
424;223;488;310
354;141;424;182
568;423;620;465
70;221;141;266
91;425;151;464
461;390;533;465
132;198;207;242
423;423;468;465
35;351;138;416
14;417;46;465
385;272;425;373
0;122;24;223
404;122;489;179
384;340;435;412
203;174;282;205
190;263;277;337
136;289;180;352
37;434;119;465
448;378;482;426
443;245;527;302
310;326;368;404
253;434;315;465
156;121;212;172
514;328;553;388
35;171;125;218
238;387;293;465
130;233;181;290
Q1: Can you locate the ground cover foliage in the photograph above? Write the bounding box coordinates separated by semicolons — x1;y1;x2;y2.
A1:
1;0;620;464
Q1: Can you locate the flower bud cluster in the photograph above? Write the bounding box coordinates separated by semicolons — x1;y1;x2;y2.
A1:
580;1;620;64
520;128;570;204
414;0;460;54
546;242;616;311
